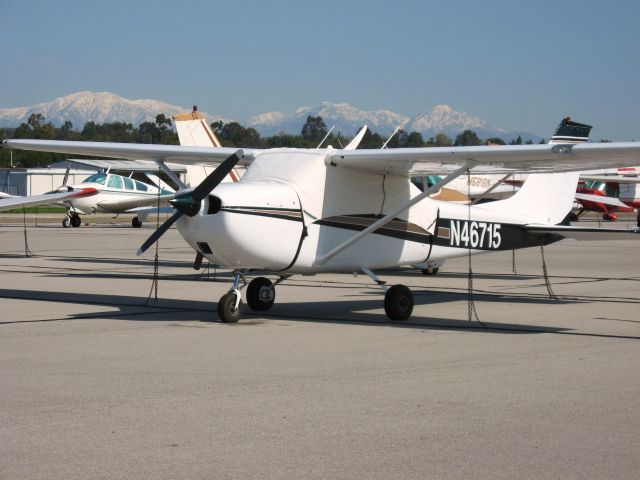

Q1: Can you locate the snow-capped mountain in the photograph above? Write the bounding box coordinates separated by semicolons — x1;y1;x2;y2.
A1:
248;102;541;142
0;92;542;142
249;102;410;137
0;91;229;128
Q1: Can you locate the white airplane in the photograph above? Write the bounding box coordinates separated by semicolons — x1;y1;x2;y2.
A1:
0;159;175;227
55;171;175;228
5;117;640;323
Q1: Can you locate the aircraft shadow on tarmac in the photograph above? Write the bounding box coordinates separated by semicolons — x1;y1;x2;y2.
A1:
4;286;640;340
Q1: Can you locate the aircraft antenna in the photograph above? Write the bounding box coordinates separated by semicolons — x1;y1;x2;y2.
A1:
316;125;335;149
381;126;400;149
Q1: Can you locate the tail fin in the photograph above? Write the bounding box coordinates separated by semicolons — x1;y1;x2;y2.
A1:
549;117;592;144
173;106;240;184
173;106;223;148
484;117;591;224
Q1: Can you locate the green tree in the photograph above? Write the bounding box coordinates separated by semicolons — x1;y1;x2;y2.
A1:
218;122;261;147
485;137;506;145
432;133;453;147
301;115;327;144
358;130;384;149
406;131;424;148
454;130;481;146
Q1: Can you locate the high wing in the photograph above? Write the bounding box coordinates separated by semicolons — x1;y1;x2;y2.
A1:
5;139;640;176
0;188;98;212
3;139;256;165
328;143;640;175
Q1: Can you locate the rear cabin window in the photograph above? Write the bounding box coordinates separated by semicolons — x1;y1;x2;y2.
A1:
123;177;135;190
107;175;124;189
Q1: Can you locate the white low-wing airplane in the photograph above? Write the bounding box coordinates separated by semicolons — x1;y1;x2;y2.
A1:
5;118;640;322
0;169;174;227
56;171;175;228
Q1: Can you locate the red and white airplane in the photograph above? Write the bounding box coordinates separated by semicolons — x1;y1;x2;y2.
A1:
573;167;640;221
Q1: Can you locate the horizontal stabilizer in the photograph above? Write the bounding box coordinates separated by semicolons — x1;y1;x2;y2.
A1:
574;192;629;208
524;224;640;241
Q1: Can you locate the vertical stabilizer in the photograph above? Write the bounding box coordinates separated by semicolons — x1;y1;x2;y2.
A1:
173;106;223;148
173;107;240;184
483;117;591;224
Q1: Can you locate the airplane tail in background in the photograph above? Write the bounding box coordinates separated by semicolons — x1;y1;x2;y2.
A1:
173;107;240;184
483;118;592;224
173;107;223;147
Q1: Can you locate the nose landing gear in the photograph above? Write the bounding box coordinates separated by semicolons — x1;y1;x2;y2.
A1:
216;273;289;323
217;272;245;323
62;213;82;228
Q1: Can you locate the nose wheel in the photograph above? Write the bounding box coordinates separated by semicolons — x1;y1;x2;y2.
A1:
217;291;243;323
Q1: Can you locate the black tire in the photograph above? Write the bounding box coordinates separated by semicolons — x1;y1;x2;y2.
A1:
70;215;81;228
421;268;439;275
384;284;414;321
246;277;275;311
217;292;242;323
62;217;71;228
132;217;142;228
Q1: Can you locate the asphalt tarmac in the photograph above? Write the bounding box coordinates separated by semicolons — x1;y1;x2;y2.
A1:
1;219;639;479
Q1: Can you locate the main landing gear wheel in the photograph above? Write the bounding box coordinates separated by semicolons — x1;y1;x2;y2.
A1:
217;292;243;323
384;284;414;321
70;215;82;228
132;217;142;228
62;216;71;228
246;277;275;311
421;267;439;275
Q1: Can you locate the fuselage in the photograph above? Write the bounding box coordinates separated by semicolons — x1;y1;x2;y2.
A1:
65;172;170;214
175;149;558;274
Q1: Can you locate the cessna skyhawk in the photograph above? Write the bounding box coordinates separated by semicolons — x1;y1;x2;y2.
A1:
5;118;640;323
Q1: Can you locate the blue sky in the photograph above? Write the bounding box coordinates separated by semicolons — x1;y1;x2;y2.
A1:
1;0;639;140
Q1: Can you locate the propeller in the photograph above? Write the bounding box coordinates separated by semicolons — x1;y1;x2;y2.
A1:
136;150;242;256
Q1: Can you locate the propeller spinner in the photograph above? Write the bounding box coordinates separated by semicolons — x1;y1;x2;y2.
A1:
137;150;242;256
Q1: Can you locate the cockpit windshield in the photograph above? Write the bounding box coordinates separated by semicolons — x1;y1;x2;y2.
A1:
83;173;107;185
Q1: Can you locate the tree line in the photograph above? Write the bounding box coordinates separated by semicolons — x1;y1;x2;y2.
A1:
1;113;541;168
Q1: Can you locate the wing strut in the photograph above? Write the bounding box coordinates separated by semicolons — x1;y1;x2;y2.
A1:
313;160;476;266
154;160;188;190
